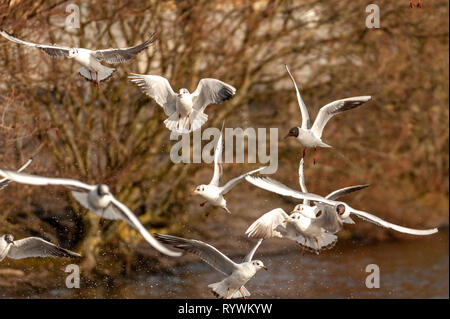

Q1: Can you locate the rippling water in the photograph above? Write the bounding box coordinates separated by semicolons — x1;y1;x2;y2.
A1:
12;229;446;299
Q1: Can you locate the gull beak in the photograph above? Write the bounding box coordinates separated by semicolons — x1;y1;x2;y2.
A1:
177;93;182;97
262;266;268;271
283;133;290;139
289;210;295;215
284;218;290;223
191;191;197;195
67;56;72;59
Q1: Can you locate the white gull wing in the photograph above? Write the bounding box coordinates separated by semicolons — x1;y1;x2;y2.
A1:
311;96;372;139
285;65;310;129
7;237;81;259
93;33;156;64
191;78;236;113
350;208;438;236
209;124;224;187
325;184;370;200
0;158;33;190
108;197;181;257
246;208;289;239
0;169;94;193
245;174;334;204
129;74;177;116
154;234;239;276
220;166;268;195
0;30;70;58
242;238;263;263
298;158;309;205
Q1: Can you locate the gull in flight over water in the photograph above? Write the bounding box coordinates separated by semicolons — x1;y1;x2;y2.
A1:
0;30;156;87
283;65;372;164
129;74;236;133
246;159;370;254
0;169;181;257
245;169;438;238
0;234;80;262
192;127;266;215
155;234;266;299
0;158;32;190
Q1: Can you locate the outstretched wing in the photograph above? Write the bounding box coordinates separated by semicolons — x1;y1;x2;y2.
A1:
128;73;177;116
245;174;332;204
221;166;267;195
311;96;371;138
245;208;289;239
108;197;181;257
285;65;310;129
351;209;438;236
192;78;236;112
325;184;370;200
0;158;33;190
8;237;81;259
0;30;70;58
209;123;224;187
154;233;239;276
94;33;157;64
242;239;263;263
0;169;93;192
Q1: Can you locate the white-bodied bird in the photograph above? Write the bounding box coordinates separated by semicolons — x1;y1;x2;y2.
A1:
0;30;156;87
129;74;236;133
245;170;438;237
283;65;371;164
155;233;266;299
192;127;266;214
0;169;181;257
246;159;369;254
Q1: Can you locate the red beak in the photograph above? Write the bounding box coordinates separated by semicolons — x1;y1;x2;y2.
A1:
178;94;182;97
284;133;291;139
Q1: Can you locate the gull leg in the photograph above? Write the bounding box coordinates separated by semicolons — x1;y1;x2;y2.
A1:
410;0;414;7
177;114;181;130
96;71;99;89
188;113;191;131
239;287;247;299
200;201;207;207
302;245;305;256
302;148;306;158
416;0;422;7
98;218;105;226
313;148;317;165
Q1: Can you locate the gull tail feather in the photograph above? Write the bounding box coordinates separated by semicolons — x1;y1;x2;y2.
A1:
77;66;115;83
208;281;249;299
295;233;338;255
164;111;208;134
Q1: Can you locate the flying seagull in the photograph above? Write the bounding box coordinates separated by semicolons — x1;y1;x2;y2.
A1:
0;169;181;257
154;234;266;299
192;127;266;214
0;234;80;262
0;30;156;87
283;65;371;164
245;170;438;236
129;74;236;133
0;158;32;190
246;159;369;254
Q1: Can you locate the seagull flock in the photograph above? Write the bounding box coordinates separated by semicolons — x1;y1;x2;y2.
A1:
0;30;439;299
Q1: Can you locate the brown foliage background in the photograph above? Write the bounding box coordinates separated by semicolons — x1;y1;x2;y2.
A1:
0;0;448;276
